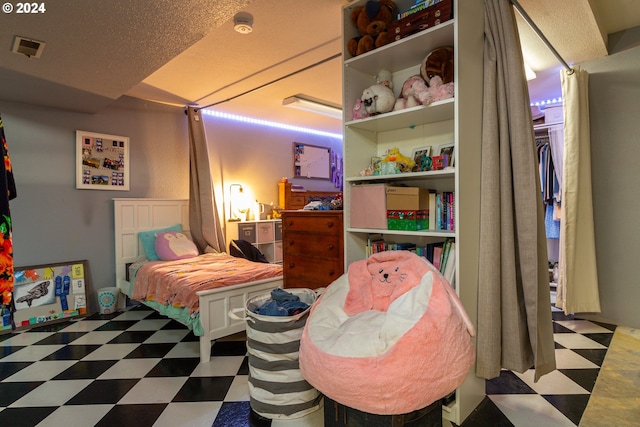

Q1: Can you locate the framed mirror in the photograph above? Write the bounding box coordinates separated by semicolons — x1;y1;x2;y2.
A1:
293;142;331;180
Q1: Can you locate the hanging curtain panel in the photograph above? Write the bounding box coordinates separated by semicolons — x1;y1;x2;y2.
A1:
476;0;556;382
556;68;601;314
187;107;226;254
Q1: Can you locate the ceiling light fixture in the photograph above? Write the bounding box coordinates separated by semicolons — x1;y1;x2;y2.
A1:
233;12;254;34
282;96;342;120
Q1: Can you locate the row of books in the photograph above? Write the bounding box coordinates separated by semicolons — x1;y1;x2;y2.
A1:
397;0;445;20
365;234;457;288
428;190;455;232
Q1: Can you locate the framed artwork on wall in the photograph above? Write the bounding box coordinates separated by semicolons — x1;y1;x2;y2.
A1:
76;130;130;190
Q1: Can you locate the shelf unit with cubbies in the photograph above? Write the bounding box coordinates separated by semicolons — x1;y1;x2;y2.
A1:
341;0;485;424
228;219;283;264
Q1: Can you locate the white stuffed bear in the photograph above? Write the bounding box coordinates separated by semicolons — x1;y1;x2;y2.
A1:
361;84;395;115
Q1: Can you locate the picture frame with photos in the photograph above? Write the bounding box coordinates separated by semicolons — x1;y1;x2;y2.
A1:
437;143;455;168
411;146;432;172
371;156;382;175
76;130;130;190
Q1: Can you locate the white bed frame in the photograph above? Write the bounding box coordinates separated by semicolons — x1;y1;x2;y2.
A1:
113;198;282;363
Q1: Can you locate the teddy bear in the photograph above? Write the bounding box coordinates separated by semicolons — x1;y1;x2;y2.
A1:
347;0;398;57
361;83;395;115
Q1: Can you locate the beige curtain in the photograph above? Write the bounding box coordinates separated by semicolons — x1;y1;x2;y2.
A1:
187;107;226;253
556;68;601;314
476;0;556;381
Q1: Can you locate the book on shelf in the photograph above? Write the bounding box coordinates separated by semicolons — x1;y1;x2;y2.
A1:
428;190;437;231
433;245;443;270
427;190;456;232
439;238;453;273
443;241;456;288
366;233;385;257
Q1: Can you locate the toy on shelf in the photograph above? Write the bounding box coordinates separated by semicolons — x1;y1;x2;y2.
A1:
347;0;398;57
361;84;395;115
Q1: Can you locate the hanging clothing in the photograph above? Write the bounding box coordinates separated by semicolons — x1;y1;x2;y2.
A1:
537;136;561;239
0;115;17;330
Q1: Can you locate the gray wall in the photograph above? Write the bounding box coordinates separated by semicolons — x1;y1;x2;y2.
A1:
580;44;640;328
3;96;189;314
2;96;342;315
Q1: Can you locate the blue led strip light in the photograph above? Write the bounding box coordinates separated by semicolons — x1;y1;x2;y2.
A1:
201;109;343;141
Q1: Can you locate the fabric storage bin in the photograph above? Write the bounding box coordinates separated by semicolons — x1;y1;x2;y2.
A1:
256;221;275;243
238;222;257;243
350;184;387;229
324;396;442;427
229;288;322;422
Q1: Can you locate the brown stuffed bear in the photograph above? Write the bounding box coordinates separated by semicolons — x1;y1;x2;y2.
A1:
347;0;398;57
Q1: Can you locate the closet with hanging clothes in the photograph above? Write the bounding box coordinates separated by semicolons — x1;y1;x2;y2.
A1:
534;109;563;281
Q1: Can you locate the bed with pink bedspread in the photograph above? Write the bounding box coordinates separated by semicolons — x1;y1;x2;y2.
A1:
128;252;283;363
131;252;283;316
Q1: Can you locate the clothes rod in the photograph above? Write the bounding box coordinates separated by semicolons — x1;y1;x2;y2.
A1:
199;52;342;109
510;0;574;74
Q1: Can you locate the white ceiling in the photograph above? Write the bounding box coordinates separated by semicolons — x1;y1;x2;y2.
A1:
1;0;639;135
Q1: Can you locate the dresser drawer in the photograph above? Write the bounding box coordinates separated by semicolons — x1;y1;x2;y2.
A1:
283;234;340;258
284;256;343;288
283;214;341;233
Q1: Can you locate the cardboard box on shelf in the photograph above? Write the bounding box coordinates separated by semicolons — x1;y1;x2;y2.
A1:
386;186;429;230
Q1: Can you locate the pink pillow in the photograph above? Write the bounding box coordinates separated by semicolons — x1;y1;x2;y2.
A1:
154;231;199;261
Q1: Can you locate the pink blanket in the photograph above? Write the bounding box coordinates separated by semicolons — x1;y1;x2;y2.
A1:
132;253;282;314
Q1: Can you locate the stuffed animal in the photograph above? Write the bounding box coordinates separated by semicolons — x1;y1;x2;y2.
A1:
361;84;395;115
352;98;370;120
421;46;454;85
422;75;455;105
376;69;393;90
383;147;414;172
397;75;430;108
396;74;454;108
347;0;398;57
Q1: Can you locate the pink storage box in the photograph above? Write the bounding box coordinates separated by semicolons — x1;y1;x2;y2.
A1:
350;184;387;229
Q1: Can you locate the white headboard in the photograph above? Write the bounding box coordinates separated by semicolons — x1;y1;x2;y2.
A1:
113;198;189;296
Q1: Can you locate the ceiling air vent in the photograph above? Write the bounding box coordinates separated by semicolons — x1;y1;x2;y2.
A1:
12;36;46;58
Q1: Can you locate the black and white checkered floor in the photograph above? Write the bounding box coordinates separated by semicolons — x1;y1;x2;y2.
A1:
0;300;616;427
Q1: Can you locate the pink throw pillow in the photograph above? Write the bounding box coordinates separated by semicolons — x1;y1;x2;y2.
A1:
155;231;199;261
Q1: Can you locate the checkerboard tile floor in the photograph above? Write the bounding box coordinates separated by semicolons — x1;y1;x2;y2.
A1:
0;300;616;427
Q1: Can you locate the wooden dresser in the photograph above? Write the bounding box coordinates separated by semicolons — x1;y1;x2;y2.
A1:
281;210;344;290
278;181;341;210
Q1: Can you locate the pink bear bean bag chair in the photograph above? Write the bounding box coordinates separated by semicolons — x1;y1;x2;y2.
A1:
299;250;475;415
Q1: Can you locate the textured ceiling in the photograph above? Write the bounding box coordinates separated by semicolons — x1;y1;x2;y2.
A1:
0;0;639;134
